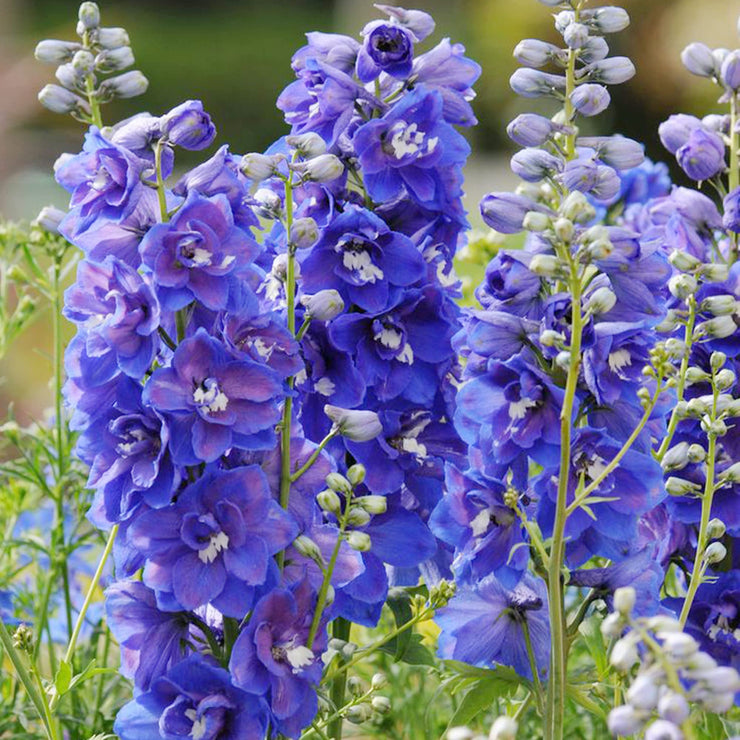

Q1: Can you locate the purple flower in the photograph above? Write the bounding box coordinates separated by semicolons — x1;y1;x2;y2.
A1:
376;5;436;41
105;580;191;690
475;251;544;318
55;127;149;227
300;205;425;313
411;38;481;126
140;191;260;312
77;377;177;526
480;192;549;234
436;573;550;680
723;186;740;233
129;466;298;616
64;257;160;379
356;21;414;83
114;654;269;740
658;113;702;154
143;329;284;465
353;86;471;207
676;127;726;181
229;579;326;738
430;464;529;588
161;99;217;151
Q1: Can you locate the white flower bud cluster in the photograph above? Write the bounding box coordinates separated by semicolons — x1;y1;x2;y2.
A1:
603;592;740;738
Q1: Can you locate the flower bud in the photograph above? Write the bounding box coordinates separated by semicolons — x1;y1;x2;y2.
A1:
326;472;352;494
661;632;698;661
343;464;365;488
523;211;550;232
371;673;387;690
715;368;736;390
55;63;79;89
555;350;571;371
668;274;698;299
346;703;371;724
480;192;544;234
682;42;716;77
347;506;371;527
704;541;727;564
600;612;624;639
627;673;660;710
98;70;149;100
285;132;327;158
685;396;709;416
720;50;740;90
668;249;701;272
554;10;575;33
447;729;475;740
664;338;687;359
78;2;100;29
657;692;689;724
561;191;596;222
645;720;683;740
301;290;344;321
95;27;130;49
647;616;682;633
710;351;727;371
684;367;710;385
241;153;280;181
38;84;87;114
293;535;324;564
35;39;82;64
513;39;561;69
588;7;630;34
161;100;216;150
585;286;617;314
696;690;735;714
570;83;610;117
95;46;135;73
357;495;387;515
613;586;636;616
34;205;66;233
696;665;740;693
71;49;95;76
511;148;563;183
539;329;564;347
291;217;319;249
372;696;391;714
697;315;737;339
509;69;566;98
677;128;726;181
698;263;729;282
325;405;382;441
582;57;635;85
664;476;701;497
564;22;589;50
707;517;726;540
506;113;556;147
661;442;690;472
489;716;518;740
317;489;342;514
607;705;644;737
578;135;644;169
700;295;737;316
553;217;574;242
529;254;563;277
298;154;344;183
254;188;282;218
347;530;372;552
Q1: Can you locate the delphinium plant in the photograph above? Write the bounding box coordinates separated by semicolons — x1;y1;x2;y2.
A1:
1;1;740;739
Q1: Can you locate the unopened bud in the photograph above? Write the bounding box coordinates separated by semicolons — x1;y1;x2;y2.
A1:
561;191;595;222
94;46;135;73
241;153;282;181
710;351;727;371
701;416;727;436
95;27;130;49
347;463;366;486
627;674;660;711
658;692;690;724
715;368;736;390
707;518;726;539
700;295;737;316
291;217;319;249
97;70;149;100
298;154;344;183
610;637;639;672
293;535;324;565
523;211;550;232
685;366;710;385
346;531;372;552
613;586;636;616
317;489;342;514
347;506;371;528
34;205;65;233
529;254;562;277
38;84;86;114
699;263;729;282
698;316;737;339
372;696;391;714
539;329;564;347
286;132;327;158
607;705;644;737
371;673;387;690
686;443;706;463
704;541;727;564
301;290;344;320
668;274;697;300
35;39;82;64
585;286;617;314
489;716;518;740
326;472;352;494
71;49;95;76
347;676;364;697
661;632;698;661
357;495;387;515
664;476;701;497
346;703;371;724
325;405;382;442
600;612;624;639
553;217;574;242
78;2;100;29
555;350;571;371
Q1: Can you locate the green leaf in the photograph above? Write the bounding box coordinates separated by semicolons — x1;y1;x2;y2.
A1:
54;659;72;695
378;633;435;666
446;671;523;731
579;616;608;676
386;588;414;661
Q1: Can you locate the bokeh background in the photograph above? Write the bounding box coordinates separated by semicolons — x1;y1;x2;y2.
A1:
1;0;739;421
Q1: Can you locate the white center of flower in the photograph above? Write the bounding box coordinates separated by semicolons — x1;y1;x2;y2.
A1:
91;170;110;191
608;349;632;373
251;337;275;359
390;122;438;160
401;436;427;458
285;644;314;673
470;508;492;538
193;381;229;414
198;530;230;564
586;455;608;482
190;247;212;267
341;249;384;283
315;376;336;396
376;327;402;349
508;398;538;420
184;709;207;740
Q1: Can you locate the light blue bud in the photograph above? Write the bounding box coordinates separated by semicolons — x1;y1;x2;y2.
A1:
241;153;281;181
507;113;556;146
586;7;630;34
78;2;100;30
607;705;644;736
55;63;80;89
580;36;609;63
38;84;87;114
95;46;135;73
97;70;148;100
510;148;563;182
34;205;66;233
71;49;95;76
582;57;635;85
657;692;689;725
570;83;610;116
554;11;575;34
645;720;682;740
681;42;716;77
513;39;561;68
35;39;81;64
374;4;436;42
95;27;130;49
324;405;382;441
563;23;589;50
301;289;344;320
285;132;326;158
298;154;344;182
627;674;660;710
510;68;566;98
291;217;320;249
578;135;644;169
721;50;740;90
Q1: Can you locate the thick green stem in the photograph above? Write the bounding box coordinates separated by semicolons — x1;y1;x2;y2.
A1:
522;620;545;716
154;139;169;223
328;617;351;740
290;429;338;483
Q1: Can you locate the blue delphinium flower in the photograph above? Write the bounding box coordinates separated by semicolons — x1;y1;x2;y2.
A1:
114;654;270;740
436;573;550;680
143;329;284;465
128;466;298;616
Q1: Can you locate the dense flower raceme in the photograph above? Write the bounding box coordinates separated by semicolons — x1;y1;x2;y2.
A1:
50;4;482;737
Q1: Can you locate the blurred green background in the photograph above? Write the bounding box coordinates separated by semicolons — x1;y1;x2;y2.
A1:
0;0;739;420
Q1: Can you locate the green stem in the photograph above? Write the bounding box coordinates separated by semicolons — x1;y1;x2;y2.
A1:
567;379;663;515
154;139;169;223
327;617;351;740
679;385;719;626
0;620;56;740
290;429;339;483
656;297;697;461
50;524;118;711
522;620;545;716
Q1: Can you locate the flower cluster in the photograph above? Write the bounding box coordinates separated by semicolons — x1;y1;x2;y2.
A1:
43;3;479;737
